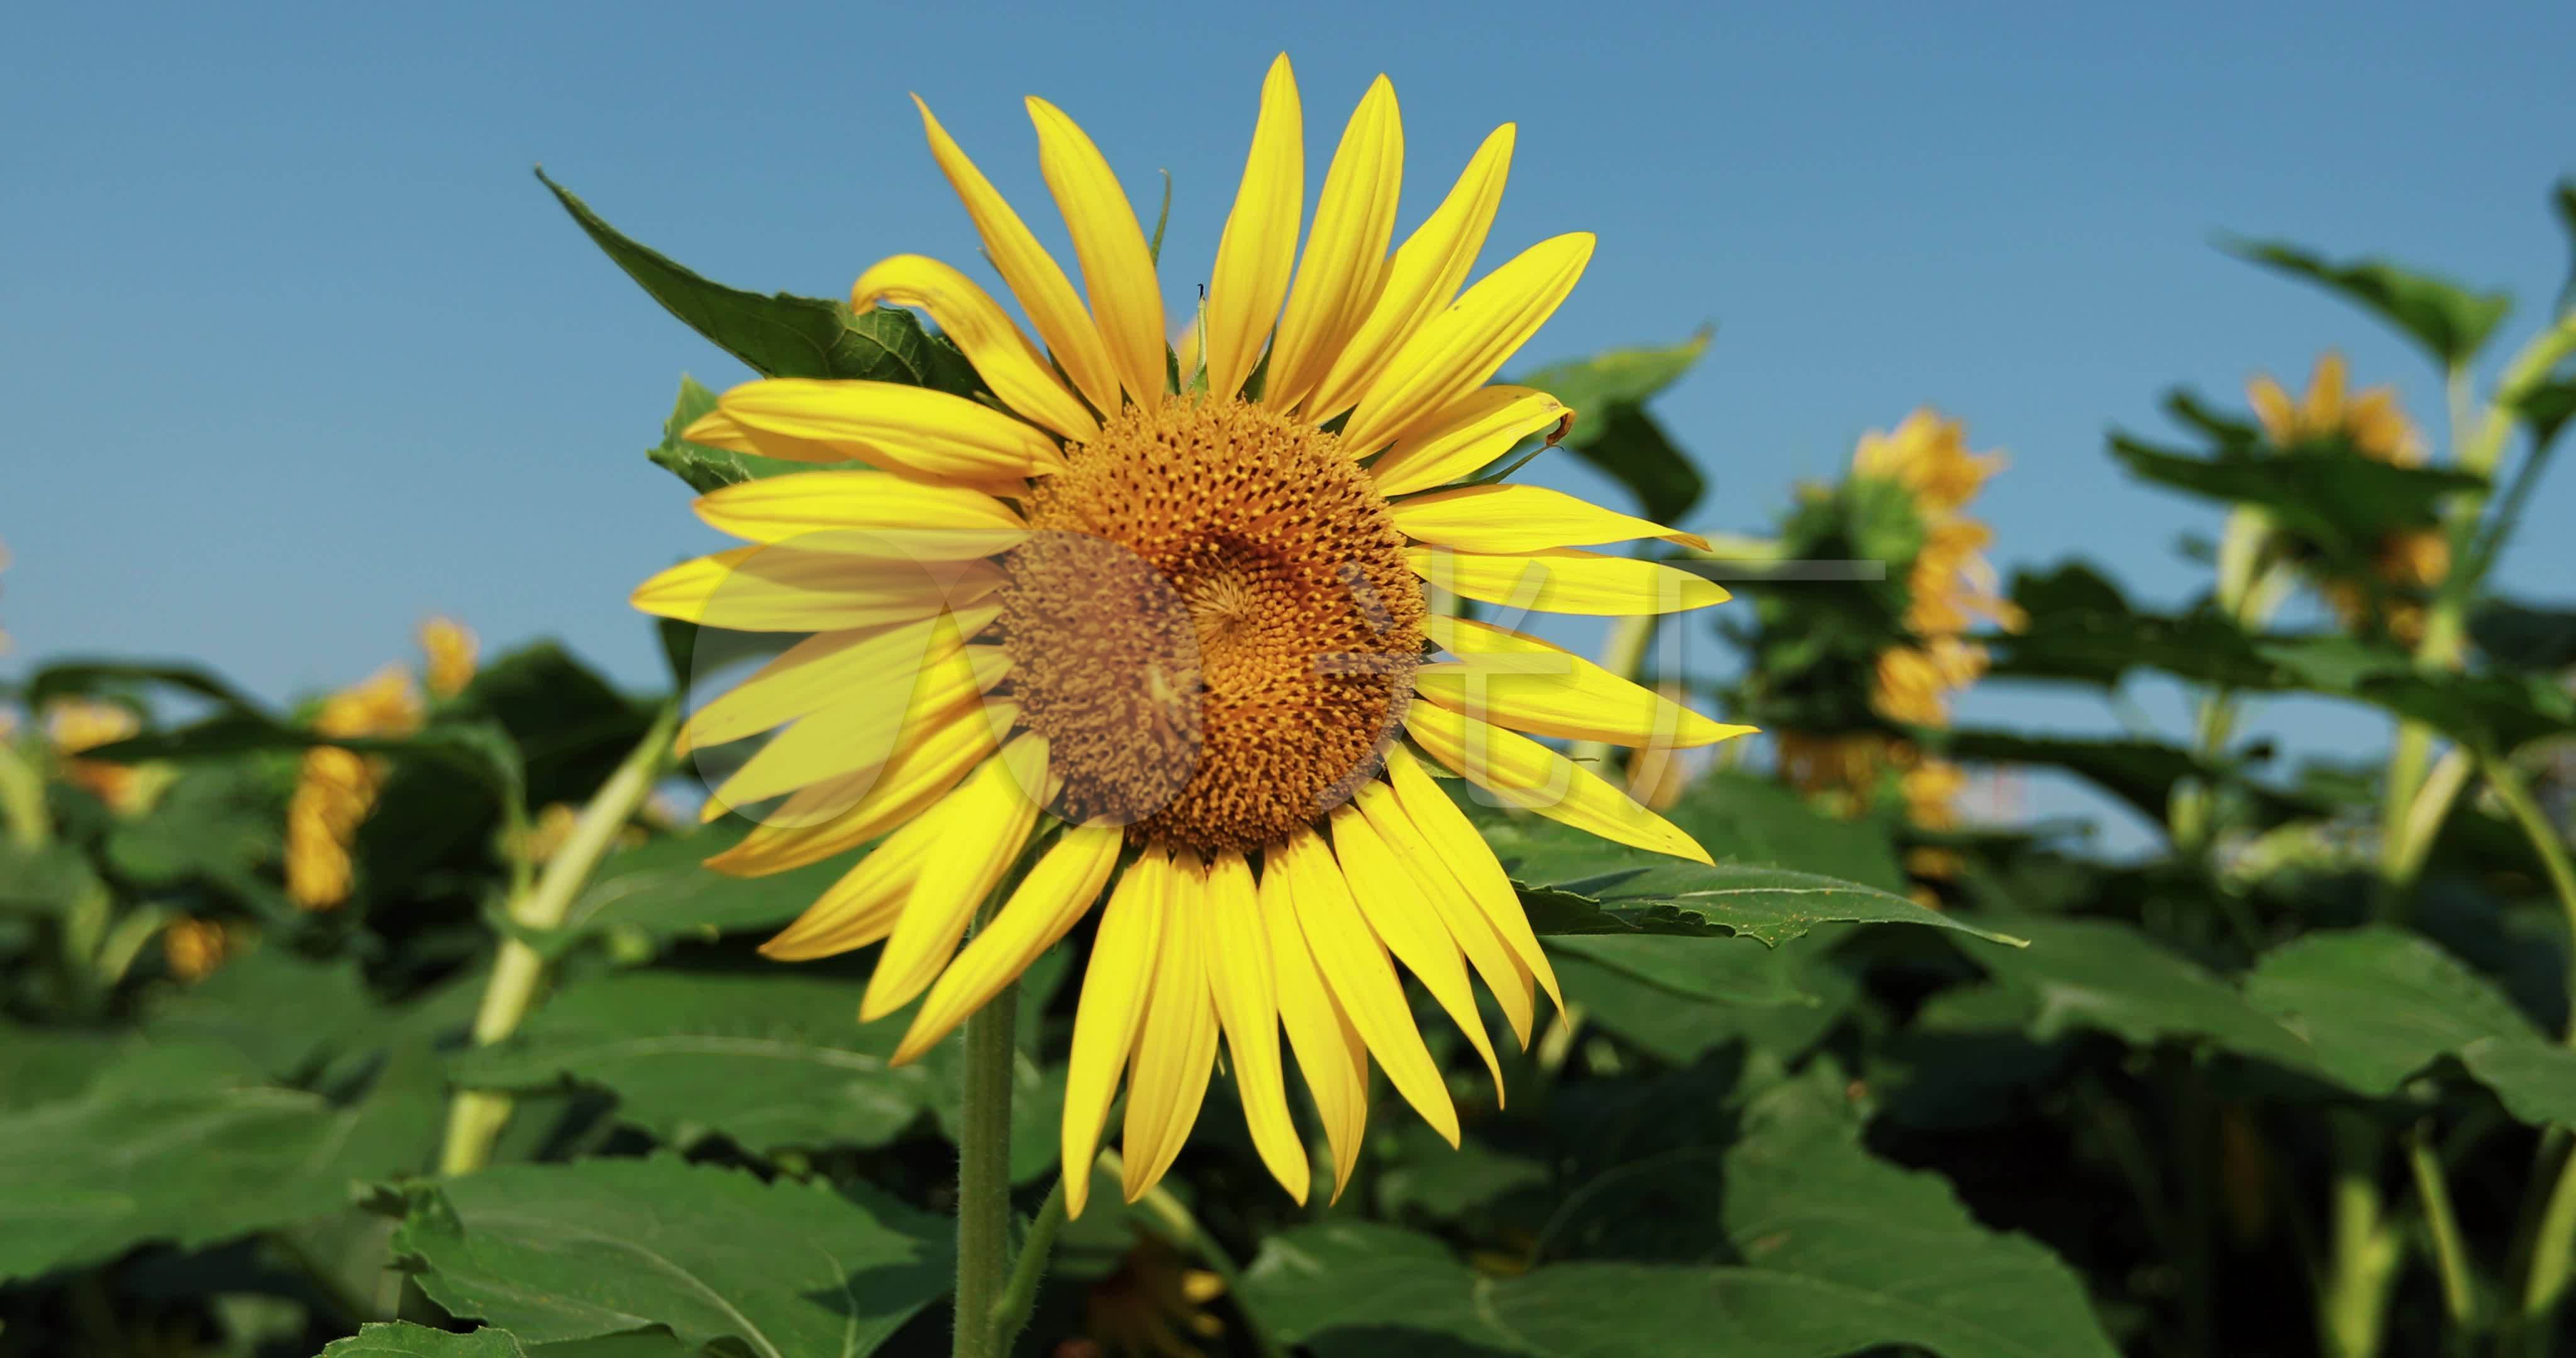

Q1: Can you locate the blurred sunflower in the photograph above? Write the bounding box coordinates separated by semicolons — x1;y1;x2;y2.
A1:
2246;352;2447;643
160;915;236;983
1062;1236;1228;1358
638;55;1752;1213
419;616;480;699
1750;411;2019;888
285;666;425;908
45;698;155;814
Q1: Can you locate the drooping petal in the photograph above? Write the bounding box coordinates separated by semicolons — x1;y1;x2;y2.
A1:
1063;851;1169;1218
675;604;999;756
1028;97;1168;408
703;644;1008;816
694;471;1028;559
757;810;943;961
1382;744;1562;1013
1277;825;1458;1145
1419;616;1755;749
852;253;1100;442
1353;781;1534;1049
1256;846;1371;1200
1303;123;1514;423
701;697;1018;877
894;822;1123;1062
914;95;1124;417
1202;849;1312;1203
719;379;1066;482
1262;76;1402;412
1339;232;1594;455
860;736;1048;1022
1404;700;1710;864
1407;546;1728;616
1202;54;1303;401
632;547;1003;632
1366;386;1568;496
1121;853;1223;1202
1327;803;1505;1090
1389;483;1707;553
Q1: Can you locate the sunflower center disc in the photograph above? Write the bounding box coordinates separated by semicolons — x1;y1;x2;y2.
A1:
999;395;1425;853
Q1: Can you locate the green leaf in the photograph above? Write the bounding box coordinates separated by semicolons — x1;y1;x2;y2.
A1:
145;947;384;1080
2109;432;2480;572
392;1156;950;1358
0;1051;440;1283
2242;925;2542;1095
2552;176;2576;314
538;170;980;393
21;658;267;717
1962;917;2319;1073
0;1025;128;1110
1984;560;2283;690
318;1324;529;1358
2228;238;2512;368
2471;599;2576;671
0;839;103;915
2458;1038;2576;1127
1556;949;1852;1066
1242;1129;2120;1356
1939;729;2322;830
1506;329;1711;522
643;374;817;494
1548;932;1819;1006
2260;636;2576;754
556;824;849;947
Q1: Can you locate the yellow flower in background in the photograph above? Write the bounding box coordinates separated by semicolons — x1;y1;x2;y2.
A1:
286;666;425;909
2246;352;2448;642
638;55;1752;1214
1850;410;2024;726
161;915;235;983
46;698;151;814
419;616;480;699
1072;1237;1228;1357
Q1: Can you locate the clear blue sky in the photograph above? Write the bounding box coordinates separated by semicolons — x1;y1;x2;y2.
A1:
7;1;2572;845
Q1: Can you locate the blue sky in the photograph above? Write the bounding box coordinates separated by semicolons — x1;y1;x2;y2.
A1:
6;1;2572;846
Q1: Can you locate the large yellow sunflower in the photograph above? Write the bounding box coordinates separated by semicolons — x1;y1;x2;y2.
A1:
634;55;1751;1215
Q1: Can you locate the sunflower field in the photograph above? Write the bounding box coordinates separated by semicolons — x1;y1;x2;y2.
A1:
6;57;2576;1358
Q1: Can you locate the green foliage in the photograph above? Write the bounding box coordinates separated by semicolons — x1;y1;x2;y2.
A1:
2227;237;2514;368
1505;329;1711;522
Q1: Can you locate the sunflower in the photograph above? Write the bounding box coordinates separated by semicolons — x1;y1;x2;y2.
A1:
285;665;426;909
1068;1235;1229;1358
45;697;155;815
2246;352;2447;643
636;55;1752;1215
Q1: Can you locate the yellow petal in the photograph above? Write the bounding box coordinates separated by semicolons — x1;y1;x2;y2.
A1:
1263;76;1402;412
914;95;1123;417
1390;483;1707;553
1063;851;1168;1219
1304;123;1514;423
1028;97;1168;408
1202;849;1311;1204
1353;781;1533;1051
693;470;1028;559
1407;546;1728;616
702;697;1017;876
681;409;851;465
894;822;1123;1063
675;604;998;756
1383;744;1562;1013
1340;232;1594;455
1328;803;1505;1090
1121;853;1222;1202
720;378;1065;483
1257;846;1371;1200
861;736;1047;1023
852;253;1100;442
1278;825;1458;1145
704;644;1008;815
1404;700;1710;864
631;546;1004;632
1367;386;1568;496
756;810;943;961
1202;55;1303;401
1419;615;1755;749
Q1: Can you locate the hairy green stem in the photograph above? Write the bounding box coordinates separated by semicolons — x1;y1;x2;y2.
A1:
986;1174;1069;1350
2318;1110;2401;1358
952;960;1019;1358
2405;1121;2481;1336
439;701;678;1175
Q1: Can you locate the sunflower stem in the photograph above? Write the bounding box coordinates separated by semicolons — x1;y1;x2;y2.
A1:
438;700;677;1175
952;956;1019;1358
985;1173;1068;1349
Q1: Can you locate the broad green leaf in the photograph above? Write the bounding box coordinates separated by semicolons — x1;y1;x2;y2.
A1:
2472;598;2576;673
2228;238;2512;367
2458;1038;2576;1127
1961;917;2319;1073
0;1051;439;1283
392;1156;949;1358
1243;1128;2120;1357
146;947;384;1080
2242;925;2541;1095
2261;637;2576;753
0;839;103;915
20;658;267;717
1938;729;2323;830
2109;433;2480;571
1557;949;1852;1066
1506;330;1711;522
1984;561;2284;690
318;1324;528;1357
101;761;284;893
1871;983;2069;1131
538;170;980;393
1549;932;1818;1006
0;1024;126;1110
555;824;848;946
644;374;819;494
